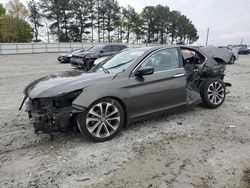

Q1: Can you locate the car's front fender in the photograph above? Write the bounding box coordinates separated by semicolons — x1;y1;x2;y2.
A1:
72;81;129;109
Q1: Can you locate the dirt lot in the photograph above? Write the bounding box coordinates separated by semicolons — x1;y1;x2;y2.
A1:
0;53;250;188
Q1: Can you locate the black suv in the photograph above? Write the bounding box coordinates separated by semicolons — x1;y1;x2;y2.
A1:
71;44;127;70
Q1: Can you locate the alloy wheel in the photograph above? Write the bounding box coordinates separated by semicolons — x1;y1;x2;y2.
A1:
86;102;121;138
207;82;225;105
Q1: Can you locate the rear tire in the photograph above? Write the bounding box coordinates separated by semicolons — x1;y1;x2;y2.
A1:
76;98;125;142
200;79;226;108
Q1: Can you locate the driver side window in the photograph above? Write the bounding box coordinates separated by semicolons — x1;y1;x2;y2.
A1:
102;45;112;52
143;48;180;72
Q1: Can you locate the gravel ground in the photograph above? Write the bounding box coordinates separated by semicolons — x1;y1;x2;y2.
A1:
0;53;250;188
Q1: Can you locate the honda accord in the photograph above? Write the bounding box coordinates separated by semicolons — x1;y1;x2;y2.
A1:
20;46;231;142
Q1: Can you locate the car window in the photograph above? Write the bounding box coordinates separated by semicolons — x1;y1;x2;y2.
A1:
181;48;205;65
88;45;103;53
143;48;180;72
102;45;112;52
112;45;120;51
119;45;127;50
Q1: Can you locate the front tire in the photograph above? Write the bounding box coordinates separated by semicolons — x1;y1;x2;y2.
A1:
200;79;226;108
76;98;125;142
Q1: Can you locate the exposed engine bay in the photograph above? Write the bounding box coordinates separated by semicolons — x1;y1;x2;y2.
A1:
25;90;83;136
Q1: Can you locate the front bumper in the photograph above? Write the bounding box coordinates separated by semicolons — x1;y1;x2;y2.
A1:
71;57;86;69
26;100;85;134
58;56;70;63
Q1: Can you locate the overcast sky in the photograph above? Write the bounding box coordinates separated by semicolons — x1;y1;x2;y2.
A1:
1;0;250;45
118;0;250;45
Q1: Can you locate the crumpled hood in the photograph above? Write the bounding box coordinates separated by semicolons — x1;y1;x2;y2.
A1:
24;70;114;99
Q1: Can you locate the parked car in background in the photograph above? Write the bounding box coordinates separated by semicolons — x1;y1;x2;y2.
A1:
237;46;249;55
58;48;86;63
71;44;127;71
201;46;238;64
229;45;249;55
20;45;231;141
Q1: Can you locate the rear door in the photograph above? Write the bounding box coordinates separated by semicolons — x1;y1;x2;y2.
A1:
127;47;187;118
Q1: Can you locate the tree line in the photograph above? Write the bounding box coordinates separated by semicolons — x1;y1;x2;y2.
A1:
0;1;33;42
0;0;199;44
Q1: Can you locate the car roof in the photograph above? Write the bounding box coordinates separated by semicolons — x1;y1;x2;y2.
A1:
126;45;180;52
100;44;128;47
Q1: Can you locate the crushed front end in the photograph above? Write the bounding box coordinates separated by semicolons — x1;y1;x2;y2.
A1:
25;90;84;136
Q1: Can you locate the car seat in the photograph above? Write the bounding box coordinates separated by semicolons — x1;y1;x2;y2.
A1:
155;54;172;71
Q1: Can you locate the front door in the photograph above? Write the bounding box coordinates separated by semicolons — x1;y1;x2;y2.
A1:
127;47;187;118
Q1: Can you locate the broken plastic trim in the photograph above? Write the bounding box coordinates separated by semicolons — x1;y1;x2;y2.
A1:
72;104;86;111
19;95;28;110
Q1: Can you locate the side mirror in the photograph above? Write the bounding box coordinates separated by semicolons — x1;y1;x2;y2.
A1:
100;50;105;53
135;66;154;77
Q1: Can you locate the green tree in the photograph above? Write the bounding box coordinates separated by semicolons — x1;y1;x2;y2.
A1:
94;0;102;42
168;10;199;44
141;6;156;43
0;15;15;42
122;5;137;43
103;0;120;42
70;0;91;42
1;0;199;44
14;17;33;42
131;13;144;43
0;3;6;17
1;0;33;43
28;0;43;42
40;0;72;42
155;5;170;44
186;23;199;44
115;10;124;43
89;0;95;42
168;10;181;44
0;15;33;42
0;4;6;41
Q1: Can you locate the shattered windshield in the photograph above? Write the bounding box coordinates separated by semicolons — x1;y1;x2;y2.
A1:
91;49;146;74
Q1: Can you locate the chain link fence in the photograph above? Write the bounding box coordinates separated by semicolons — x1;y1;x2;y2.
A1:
0;42;146;55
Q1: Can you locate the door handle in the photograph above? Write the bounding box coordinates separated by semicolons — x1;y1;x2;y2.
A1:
174;73;186;78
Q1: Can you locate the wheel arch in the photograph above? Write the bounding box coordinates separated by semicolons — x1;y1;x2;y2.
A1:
73;93;129;127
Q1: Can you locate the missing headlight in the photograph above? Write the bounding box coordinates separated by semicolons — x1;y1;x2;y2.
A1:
53;90;83;108
32;98;53;109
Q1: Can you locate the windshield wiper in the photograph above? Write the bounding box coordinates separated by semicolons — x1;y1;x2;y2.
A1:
107;60;133;70
100;65;110;73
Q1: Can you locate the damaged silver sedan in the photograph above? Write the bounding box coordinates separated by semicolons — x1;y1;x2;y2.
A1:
20;46;231;142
